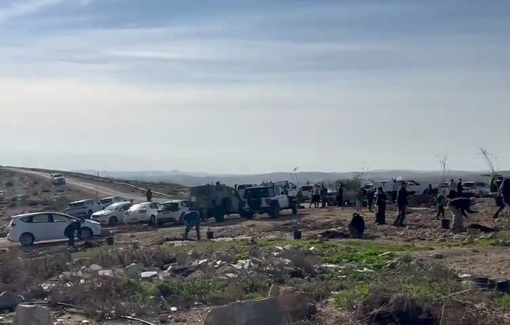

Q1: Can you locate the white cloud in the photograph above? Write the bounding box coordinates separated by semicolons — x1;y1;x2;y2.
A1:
0;0;67;23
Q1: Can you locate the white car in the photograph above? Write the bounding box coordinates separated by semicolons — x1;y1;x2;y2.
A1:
98;196;125;209
50;173;66;185
91;201;132;225
156;200;189;226
463;181;490;197
124;202;160;225
7;212;102;247
299;185;314;201
65;199;102;219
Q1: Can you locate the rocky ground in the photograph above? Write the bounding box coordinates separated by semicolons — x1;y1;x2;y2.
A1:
2;169;510;324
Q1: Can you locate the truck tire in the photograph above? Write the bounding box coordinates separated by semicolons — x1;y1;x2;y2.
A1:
269;202;280;218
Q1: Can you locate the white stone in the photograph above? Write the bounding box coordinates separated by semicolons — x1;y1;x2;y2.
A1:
98;270;114;277
88;264;102;272
141;271;159;281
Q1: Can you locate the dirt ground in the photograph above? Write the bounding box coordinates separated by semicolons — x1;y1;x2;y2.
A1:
2;168;510;324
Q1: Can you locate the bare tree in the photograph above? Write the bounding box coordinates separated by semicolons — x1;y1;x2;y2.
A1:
479;147;497;175
437;155;448;182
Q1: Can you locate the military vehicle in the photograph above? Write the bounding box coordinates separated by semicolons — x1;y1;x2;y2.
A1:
188;182;242;222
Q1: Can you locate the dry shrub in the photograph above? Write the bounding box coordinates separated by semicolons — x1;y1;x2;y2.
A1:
86;247;177;269
0;250;71;293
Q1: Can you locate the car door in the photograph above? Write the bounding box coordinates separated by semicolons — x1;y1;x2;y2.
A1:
50;213;74;240
149;203;159;220
28;213;53;241
274;187;289;208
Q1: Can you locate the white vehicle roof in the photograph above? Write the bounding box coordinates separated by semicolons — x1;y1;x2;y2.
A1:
130;202;151;209
11;212;77;220
70;199;95;204
108;201;131;208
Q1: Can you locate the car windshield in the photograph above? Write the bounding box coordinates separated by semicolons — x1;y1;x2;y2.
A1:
245;187;274;198
104;203;120;211
68;201;85;208
99;198;113;204
161;203;179;211
463;182;475;188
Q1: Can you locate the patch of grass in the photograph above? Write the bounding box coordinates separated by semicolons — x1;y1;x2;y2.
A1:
334;283;371;308
495;294;510;310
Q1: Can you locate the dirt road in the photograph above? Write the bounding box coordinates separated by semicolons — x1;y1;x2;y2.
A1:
3;167;168;202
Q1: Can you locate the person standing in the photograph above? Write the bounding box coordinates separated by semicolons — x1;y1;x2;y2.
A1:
435;190;446;219
392;180;398;203
448;197;477;232
448;179;457;199
310;184;321;208
457;179;464;198
493;178;510;219
393;182;408;227
146;188;153;202
336;185;344;208
375;187;387;225
355;187;365;212
183;210;201;240
366;188;375;212
64;218;82;248
320;184;328;208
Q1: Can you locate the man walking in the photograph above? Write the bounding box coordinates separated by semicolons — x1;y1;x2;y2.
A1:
448;179;457;199
366;188;375;212
435;190;446;219
375;187;387;225
183;210;201;240
146;188;153;202
493;178;510;219
393;182;408;227
336;185;344;208
448;197;477;232
457;179;464;198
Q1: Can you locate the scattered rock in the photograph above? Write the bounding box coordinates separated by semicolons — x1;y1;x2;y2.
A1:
187;270;205;279
159;314;171;323
125;262;144;278
0;291;22;312
12;304;53;325
88;264;102;272
98;269;114;277
212;251;235;263
141;271;159;282
203;298;287;325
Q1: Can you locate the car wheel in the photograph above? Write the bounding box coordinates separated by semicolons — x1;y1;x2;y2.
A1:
78;227;93;240
109;216;118;226
149;215;156;225
19;233;35;247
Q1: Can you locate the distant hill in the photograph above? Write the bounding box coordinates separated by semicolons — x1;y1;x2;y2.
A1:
72;169;510;187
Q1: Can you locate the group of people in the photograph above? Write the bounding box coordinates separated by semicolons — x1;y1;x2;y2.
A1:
306;184;331;208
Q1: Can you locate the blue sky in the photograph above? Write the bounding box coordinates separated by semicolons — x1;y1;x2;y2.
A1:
1;0;509;173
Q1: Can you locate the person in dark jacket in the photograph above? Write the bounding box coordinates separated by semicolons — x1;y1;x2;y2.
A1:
183;210;201;240
336;185;344;208
457;179;463;197
320;184;328;208
435;190;446;219
375;187;387;225
493;178;510;219
64;218;82;247
146;189;153;202
366;188;375;212
393;182;408;227
348;213;365;239
448;197;477;231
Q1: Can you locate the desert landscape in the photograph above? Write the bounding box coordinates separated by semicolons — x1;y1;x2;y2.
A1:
1;166;510;324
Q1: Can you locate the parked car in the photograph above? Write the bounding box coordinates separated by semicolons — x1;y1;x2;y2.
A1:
299;185;314;201
65;199;102;219
91;201;132;225
98;196;125;209
124;202;160;225
7;212;102;247
462;181;490;197
156;200;189;226
50;173;66;185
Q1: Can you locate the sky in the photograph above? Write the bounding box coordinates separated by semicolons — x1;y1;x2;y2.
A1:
0;0;509;174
